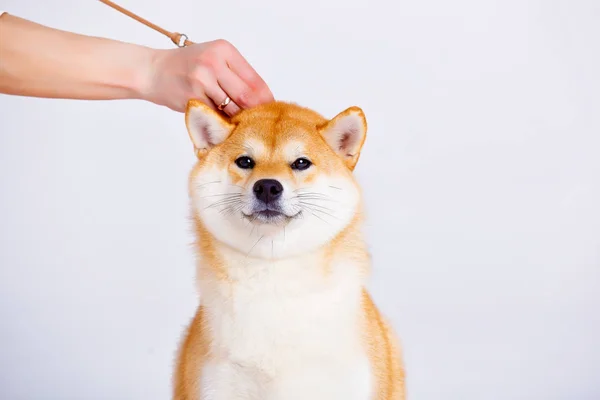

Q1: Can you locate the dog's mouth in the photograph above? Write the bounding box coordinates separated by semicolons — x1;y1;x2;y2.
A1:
243;209;300;225
255;210;284;218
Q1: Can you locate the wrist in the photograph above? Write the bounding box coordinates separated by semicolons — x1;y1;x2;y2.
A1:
125;45;160;102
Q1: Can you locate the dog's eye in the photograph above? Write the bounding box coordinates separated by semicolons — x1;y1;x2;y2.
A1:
235;156;255;169
291;158;312;171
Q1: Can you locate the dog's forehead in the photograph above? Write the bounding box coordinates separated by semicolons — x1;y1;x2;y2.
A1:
227;103;327;149
228;119;323;160
235;131;313;155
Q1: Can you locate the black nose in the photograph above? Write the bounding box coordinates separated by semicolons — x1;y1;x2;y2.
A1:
253;179;283;203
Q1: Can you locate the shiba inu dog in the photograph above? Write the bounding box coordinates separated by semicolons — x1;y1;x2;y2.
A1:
173;100;405;400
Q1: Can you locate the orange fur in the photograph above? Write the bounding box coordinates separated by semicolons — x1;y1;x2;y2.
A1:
173;100;405;399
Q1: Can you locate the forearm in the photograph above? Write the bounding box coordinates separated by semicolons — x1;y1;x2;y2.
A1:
0;13;154;101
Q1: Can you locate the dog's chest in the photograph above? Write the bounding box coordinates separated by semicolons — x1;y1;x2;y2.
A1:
199;259;372;399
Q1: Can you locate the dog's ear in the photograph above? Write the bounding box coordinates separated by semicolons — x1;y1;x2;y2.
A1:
318;106;367;170
185;99;235;158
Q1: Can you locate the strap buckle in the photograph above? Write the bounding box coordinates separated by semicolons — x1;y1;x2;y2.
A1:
176;33;188;48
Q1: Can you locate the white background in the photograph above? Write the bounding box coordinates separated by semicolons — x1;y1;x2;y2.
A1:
1;1;599;399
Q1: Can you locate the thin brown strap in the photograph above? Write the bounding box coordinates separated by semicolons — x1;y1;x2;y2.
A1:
98;0;194;47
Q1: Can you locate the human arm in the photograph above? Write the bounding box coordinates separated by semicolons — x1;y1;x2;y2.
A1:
0;12;274;114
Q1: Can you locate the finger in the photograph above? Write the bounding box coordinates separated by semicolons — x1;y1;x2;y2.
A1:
225;48;274;103
203;81;242;117
189;65;239;116
188;66;238;116
216;65;264;110
220;96;242;117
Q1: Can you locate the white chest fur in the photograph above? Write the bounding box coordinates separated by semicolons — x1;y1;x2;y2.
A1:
197;249;373;400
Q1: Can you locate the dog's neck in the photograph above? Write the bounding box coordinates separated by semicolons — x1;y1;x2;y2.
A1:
192;215;370;298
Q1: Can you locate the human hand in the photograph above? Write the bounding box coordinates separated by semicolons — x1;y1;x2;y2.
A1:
141;39;274;115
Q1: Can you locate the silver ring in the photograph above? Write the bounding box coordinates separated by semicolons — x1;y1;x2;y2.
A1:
177;34;188;48
217;96;231;111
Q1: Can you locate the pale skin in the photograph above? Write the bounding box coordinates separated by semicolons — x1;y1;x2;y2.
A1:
0;12;274;115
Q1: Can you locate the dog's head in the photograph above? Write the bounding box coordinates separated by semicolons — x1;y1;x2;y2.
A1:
185;100;367;259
